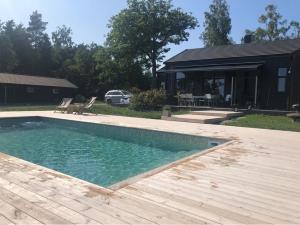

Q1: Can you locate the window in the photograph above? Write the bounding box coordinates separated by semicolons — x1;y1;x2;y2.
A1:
277;68;288;93
278;78;286;92
26;87;34;93
52;88;59;94
176;72;185;91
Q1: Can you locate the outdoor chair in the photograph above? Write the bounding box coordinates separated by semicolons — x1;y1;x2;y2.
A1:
73;97;97;115
185;93;194;106
55;98;73;113
204;94;212;106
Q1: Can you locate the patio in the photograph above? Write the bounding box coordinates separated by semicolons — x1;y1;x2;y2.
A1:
0;111;300;224
167;69;260;108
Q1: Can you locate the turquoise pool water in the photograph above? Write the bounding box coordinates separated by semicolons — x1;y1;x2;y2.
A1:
0;117;225;187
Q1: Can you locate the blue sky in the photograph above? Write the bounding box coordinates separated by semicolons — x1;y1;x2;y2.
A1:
0;0;300;60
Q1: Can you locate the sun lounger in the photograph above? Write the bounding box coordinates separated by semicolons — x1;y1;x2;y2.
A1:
55;98;73;113
73;97;97;114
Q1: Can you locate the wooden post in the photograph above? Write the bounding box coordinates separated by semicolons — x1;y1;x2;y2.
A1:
230;76;234;106
4;85;7;105
254;75;258;107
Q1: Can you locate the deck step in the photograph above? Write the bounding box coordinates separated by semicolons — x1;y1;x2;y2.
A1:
162;114;225;124
190;110;243;118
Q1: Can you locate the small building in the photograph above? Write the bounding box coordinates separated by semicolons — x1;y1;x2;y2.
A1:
0;73;77;104
158;38;300;110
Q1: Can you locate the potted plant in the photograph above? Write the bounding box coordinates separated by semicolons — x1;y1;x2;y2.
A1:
162;105;172;117
287;104;300;122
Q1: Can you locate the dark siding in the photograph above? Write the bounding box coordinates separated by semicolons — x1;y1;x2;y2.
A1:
0;84;75;105
163;54;295;109
290;50;300;106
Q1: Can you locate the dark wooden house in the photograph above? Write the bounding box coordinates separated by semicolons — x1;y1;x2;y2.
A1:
158;38;300;110
0;73;77;104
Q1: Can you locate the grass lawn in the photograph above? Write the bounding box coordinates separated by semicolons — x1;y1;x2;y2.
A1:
224;114;300;132
0;105;56;111
0;103;187;120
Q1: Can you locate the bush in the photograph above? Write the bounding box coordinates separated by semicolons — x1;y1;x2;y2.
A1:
74;94;86;103
130;89;166;111
129;87;141;95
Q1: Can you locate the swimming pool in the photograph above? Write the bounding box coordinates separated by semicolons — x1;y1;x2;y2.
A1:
0;117;225;187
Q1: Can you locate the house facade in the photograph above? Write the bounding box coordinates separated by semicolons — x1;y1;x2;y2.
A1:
0;73;77;104
158;38;300;110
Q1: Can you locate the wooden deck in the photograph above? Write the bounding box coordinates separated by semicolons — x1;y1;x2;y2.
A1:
0;111;300;224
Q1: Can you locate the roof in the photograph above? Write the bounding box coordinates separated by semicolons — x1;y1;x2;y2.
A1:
158;63;263;73
166;38;300;63
0;73;77;88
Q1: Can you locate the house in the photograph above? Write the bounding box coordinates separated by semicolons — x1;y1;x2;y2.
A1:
158;38;300;110
0;73;77;104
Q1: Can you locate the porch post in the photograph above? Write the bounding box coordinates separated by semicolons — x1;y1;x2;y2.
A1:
254;75;258;107
230;76;234;106
4;85;7;105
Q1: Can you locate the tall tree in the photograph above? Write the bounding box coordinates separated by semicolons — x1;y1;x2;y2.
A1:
244;4;298;42
106;0;197;88
201;0;232;47
27;11;52;75
27;10;48;48
2;20;34;73
0;21;17;72
51;25;75;77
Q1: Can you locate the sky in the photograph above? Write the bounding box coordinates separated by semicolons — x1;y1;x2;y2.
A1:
0;0;300;60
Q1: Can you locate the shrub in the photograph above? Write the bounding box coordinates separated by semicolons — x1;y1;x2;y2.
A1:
129;87;141;95
74;94;86;103
130;89;166;111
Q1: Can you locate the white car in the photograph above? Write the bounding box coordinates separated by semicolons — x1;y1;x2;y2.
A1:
104;90;132;105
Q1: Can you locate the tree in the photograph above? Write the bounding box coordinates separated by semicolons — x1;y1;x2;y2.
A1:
51;25;75;78
0;21;17;72
201;0;232;47
290;21;300;39
27;11;52;75
106;0;197;88
27;10;48;48
2;20;34;73
94;45;149;97
52;25;74;48
244;4;300;42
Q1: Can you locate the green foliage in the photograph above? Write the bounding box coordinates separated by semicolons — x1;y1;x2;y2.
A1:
201;0;232;46
129;87;141;94
130;89;166;111
0;9;159;98
106;0;197;87
0;27;17;72
52;25;74;48
94;46;150;98
244;4;300;42
74;94;86;103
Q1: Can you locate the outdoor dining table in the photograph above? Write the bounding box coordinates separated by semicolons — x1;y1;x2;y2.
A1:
192;96;205;106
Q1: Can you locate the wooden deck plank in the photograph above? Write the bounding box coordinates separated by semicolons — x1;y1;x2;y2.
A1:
0;199;42;225
149;173;300;220
0;215;16;225
0;160;153;224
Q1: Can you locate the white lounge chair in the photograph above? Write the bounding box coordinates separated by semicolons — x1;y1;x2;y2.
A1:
75;97;97;114
55;98;73;113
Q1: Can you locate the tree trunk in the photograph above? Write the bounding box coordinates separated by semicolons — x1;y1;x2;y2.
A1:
151;57;158;89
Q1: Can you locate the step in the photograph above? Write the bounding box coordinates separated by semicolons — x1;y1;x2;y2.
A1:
190;110;243;118
162;114;225;124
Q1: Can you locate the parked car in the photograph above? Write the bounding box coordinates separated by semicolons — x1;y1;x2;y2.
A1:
104;90;133;104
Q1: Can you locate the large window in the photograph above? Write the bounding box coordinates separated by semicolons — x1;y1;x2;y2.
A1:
176;72;186;92
204;78;225;96
277;68;288;93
